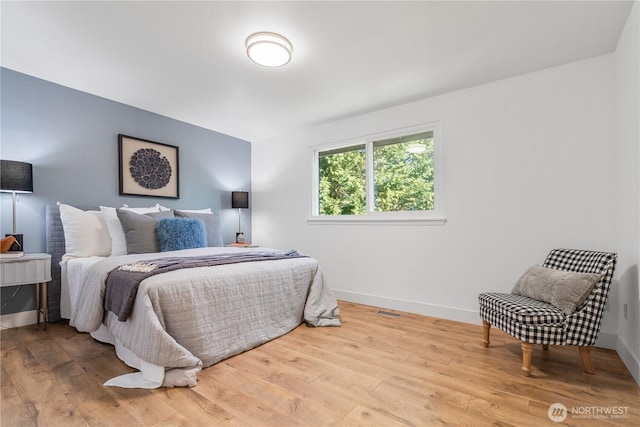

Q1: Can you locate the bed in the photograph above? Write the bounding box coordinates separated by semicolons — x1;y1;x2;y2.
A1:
45;204;341;388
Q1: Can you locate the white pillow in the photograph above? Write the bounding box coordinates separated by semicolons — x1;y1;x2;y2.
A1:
184;208;212;213
159;205;212;213
100;206;127;256
58;203;112;258
121;204;161;214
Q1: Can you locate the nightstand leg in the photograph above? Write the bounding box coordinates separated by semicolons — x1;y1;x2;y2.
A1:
35;282;47;331
42;282;47;331
36;282;41;328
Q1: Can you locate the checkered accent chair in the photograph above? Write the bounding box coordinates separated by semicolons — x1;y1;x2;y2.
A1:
478;248;617;376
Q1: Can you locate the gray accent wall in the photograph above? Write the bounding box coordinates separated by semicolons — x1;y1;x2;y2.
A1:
0;67;251;316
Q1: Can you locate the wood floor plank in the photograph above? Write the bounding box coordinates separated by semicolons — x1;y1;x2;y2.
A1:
75;396;143;427
101;386;191;426
262;342;382;391
157;387;237;426
343;404;415;427
211;357;350;426
191;375;301;427
1;301;638;426
1;401;42;427
29;400;90;427
1;364;23;408
369;380;482;426
259;344;390;415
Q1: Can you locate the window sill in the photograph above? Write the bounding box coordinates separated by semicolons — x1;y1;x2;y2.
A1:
306;215;447;226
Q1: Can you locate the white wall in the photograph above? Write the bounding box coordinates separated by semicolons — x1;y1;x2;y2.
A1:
253;53;619;347
615;1;640;383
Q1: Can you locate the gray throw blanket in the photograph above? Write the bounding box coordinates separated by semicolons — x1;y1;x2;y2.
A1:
105;250;305;321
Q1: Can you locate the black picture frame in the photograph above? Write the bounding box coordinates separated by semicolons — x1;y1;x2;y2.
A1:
118;134;180;199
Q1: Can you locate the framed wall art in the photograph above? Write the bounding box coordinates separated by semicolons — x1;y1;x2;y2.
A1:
118;134;180;199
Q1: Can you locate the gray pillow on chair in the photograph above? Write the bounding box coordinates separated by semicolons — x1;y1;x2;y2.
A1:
511;266;603;315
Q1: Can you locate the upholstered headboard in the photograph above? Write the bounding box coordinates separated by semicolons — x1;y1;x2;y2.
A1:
45;204;98;322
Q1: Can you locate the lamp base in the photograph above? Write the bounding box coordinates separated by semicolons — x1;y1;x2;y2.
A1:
4;233;23;252
235;232;245;244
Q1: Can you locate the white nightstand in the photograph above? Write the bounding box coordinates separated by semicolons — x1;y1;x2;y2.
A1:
0;253;52;330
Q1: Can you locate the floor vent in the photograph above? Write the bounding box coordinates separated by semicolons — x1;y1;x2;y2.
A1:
377;310;401;318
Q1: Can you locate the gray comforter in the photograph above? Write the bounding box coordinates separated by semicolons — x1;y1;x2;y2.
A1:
70;247;341;369
105;250;307;321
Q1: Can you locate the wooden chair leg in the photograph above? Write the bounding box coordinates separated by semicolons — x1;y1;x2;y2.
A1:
521;342;533;376
542;344;549;351
482;320;491;347
579;346;595;374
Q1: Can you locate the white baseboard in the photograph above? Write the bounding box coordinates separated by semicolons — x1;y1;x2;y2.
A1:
0;310;37;329
617;335;640;385
334;290;619;353
595;332;617;350
334;290;481;325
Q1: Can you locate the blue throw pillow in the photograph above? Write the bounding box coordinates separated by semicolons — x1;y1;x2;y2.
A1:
156;218;207;252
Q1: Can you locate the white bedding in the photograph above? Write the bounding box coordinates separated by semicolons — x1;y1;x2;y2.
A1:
64;256;186;387
65;247;341;388
62;256;103;319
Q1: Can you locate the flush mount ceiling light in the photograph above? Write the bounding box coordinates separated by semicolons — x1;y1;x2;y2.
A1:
246;32;292;67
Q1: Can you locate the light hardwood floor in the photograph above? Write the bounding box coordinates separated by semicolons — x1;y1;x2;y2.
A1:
2;301;639;426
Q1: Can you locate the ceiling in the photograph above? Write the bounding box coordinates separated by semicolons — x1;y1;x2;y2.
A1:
1;1;634;142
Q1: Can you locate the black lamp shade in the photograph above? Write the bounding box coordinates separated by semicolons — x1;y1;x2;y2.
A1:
231;191;249;209
0;160;33;193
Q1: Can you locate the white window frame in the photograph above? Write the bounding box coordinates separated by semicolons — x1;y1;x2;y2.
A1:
309;121;445;225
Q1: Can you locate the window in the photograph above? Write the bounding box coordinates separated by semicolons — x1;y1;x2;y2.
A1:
311;122;444;224
318;144;366;215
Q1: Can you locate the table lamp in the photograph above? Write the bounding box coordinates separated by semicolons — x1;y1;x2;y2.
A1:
231;191;249;243
1;160;33;251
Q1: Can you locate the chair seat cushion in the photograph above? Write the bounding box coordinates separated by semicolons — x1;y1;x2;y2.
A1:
479;292;565;326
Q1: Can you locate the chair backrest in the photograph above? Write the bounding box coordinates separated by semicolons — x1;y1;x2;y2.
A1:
542;248;617;346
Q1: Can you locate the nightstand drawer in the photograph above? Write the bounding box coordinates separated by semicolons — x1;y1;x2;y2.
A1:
0;253;52;287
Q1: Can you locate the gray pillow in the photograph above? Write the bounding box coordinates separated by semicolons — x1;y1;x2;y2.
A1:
116;209;175;254
511;266;603;315
174;210;223;247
